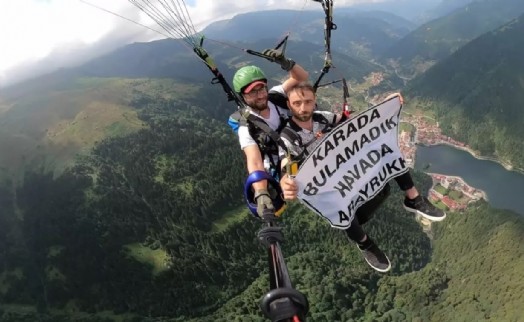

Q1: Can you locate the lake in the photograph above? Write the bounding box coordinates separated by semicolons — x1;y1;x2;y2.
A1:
415;144;524;216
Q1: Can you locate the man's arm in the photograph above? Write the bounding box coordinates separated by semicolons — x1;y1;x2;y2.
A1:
243;144;277;216
238;124;270;190
261;48;308;92
243;144;267;191
384;92;403;104
281;63;309;93
330;93;404;125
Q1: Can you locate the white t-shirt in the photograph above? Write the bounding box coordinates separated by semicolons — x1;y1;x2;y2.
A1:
237;85;289;170
238;85;288;149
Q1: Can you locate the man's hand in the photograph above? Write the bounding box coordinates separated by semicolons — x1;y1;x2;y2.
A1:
384;92;404;105
254;189;274;217
280;175;298;201
262;48;296;71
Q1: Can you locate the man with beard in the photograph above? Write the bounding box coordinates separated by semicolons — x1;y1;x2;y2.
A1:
278;82;446;272
229;50;308;217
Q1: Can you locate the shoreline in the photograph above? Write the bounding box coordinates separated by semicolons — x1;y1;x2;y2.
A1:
416;142;524;176
426;172;489;202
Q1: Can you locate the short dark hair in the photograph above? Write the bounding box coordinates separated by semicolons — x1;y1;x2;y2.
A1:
286;82;316;99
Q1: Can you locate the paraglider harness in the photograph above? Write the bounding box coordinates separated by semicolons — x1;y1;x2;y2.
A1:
279;112;339;168
191;33;293;185
193;0;349;182
228;91;290;181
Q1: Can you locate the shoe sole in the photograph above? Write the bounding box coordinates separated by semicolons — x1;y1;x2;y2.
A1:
363;259;391;273
403;205;446;222
361;255;391;273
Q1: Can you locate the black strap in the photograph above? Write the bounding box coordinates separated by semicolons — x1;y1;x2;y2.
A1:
313;0;336;91
245;113;287;174
192;41;248;110
280;113;336;164
244;113;288;152
229;96;291;173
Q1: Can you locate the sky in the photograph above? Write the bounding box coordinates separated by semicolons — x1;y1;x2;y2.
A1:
0;0;384;87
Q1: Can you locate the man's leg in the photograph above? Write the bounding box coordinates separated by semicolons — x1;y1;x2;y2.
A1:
345;217;391;273
394;172;446;221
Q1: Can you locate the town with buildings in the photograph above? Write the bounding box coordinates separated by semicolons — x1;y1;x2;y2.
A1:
398;112;487;216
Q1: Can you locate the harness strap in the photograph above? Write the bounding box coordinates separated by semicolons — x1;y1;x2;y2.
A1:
230;95;292;175
243;112;289;152
280;113;336;164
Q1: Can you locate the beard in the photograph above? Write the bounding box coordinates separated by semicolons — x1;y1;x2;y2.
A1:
249;101;268;112
248;98;268;112
294;112;312;122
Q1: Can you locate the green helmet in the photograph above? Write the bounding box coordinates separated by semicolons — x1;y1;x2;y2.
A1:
233;65;266;93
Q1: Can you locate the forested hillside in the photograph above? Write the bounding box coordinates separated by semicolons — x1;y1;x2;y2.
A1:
3;131;523;322
196;201;524;321
418;0;473;23
0;75;232;185
374;201;524;321
2;80;524;321
1;91;248;320
407;14;524;169
1;84;434;321
383;0;524;75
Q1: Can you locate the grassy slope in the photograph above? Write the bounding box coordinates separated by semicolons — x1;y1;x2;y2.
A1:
211;206;251;233
0;77;199;181
124;243;171;276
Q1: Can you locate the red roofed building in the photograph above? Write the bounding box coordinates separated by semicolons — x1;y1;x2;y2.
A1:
441;196;466;211
441;196;455;209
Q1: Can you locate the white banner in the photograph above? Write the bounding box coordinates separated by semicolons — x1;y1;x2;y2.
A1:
295;95;408;229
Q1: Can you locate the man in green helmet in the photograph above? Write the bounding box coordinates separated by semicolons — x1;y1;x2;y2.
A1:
229;49;308;217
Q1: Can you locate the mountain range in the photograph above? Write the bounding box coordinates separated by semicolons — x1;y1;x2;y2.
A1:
202;9;415;60
383;0;524;74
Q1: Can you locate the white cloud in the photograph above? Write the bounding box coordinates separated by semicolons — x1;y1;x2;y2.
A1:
0;0;385;86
